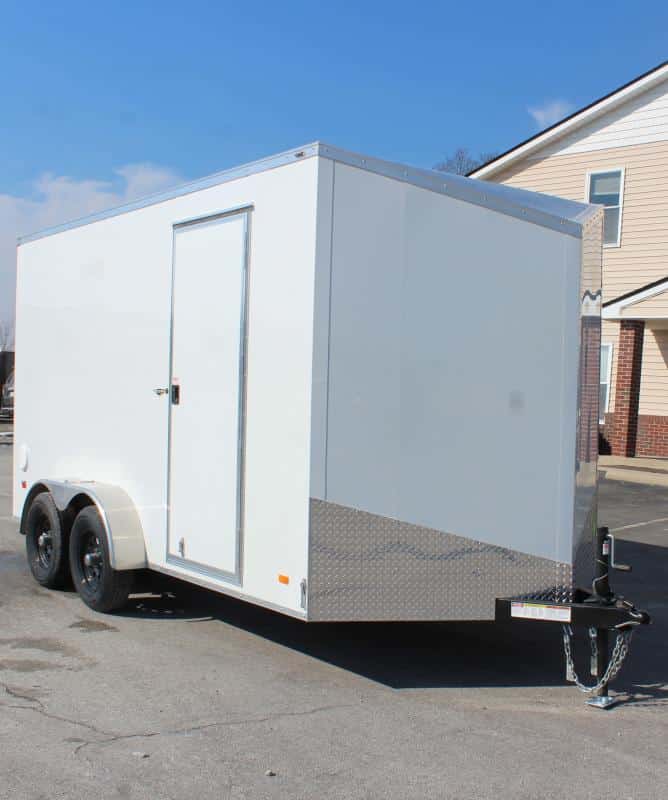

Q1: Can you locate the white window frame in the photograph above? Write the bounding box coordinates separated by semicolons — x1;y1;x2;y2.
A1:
600;342;614;423
585;168;625;248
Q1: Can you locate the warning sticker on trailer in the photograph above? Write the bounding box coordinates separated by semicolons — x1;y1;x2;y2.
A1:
510;601;571;623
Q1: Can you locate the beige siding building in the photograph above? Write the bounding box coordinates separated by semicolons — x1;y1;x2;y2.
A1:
471;62;668;457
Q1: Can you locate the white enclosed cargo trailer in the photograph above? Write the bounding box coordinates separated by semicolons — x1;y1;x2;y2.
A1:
14;142;603;621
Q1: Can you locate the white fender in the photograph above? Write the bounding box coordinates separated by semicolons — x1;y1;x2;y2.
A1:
32;480;147;570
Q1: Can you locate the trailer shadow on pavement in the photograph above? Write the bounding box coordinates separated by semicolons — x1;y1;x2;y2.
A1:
117;532;668;701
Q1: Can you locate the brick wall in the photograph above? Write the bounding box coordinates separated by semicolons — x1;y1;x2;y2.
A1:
609;320;645;456
600;412;668;457
636;415;668;456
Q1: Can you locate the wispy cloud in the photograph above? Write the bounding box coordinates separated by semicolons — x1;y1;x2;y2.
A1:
0;164;182;324
527;99;575;129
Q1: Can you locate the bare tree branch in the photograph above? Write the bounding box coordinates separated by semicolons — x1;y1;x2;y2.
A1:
434;148;499;176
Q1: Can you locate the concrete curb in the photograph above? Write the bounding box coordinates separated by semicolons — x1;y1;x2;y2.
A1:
598;467;668;487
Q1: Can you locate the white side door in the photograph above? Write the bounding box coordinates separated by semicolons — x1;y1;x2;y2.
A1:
167;210;249;581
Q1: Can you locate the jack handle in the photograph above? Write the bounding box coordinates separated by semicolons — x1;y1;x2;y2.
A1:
608;534;632;573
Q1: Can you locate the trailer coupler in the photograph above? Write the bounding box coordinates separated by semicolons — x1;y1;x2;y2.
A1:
495;526;651;709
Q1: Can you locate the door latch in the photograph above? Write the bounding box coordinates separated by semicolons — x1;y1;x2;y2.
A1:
153;387;169;396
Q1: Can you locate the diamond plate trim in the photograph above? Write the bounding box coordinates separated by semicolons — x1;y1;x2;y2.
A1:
308;499;573;621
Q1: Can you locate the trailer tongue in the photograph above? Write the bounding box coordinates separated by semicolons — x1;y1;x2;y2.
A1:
496;525;650;708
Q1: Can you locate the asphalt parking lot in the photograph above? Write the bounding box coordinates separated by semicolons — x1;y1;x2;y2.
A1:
1;444;667;800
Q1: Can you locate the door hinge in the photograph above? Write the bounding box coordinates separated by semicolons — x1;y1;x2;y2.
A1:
300;579;307;610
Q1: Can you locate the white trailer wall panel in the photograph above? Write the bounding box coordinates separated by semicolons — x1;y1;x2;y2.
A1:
15;144;602;622
322;162;580;561
16;157;321;615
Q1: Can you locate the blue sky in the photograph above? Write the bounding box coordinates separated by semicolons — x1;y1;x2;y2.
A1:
0;0;667;322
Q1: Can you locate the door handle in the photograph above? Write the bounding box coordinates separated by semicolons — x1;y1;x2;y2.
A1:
153;387;169;396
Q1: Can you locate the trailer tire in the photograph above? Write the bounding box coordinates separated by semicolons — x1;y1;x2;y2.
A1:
69;506;134;612
25;492;70;588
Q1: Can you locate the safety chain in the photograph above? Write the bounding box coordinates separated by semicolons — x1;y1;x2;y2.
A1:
562;624;634;694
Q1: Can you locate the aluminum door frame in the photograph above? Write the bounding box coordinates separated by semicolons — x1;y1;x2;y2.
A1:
165;205;252;585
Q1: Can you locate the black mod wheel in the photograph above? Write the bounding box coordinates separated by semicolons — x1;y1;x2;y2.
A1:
69;506;134;612
25;492;70;588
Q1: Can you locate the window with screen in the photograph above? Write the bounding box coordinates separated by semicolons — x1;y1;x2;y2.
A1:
600;343;613;423
588;170;624;246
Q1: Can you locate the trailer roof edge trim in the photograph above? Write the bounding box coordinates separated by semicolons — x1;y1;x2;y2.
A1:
317;143;597;237
16;143;321;246
17;141;597;245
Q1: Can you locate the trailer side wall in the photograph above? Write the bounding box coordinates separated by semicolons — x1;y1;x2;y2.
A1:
15;157;321;616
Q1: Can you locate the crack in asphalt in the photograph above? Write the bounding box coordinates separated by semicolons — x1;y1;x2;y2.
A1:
0;685;353;757
0;683;113;739
72;703;355;755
